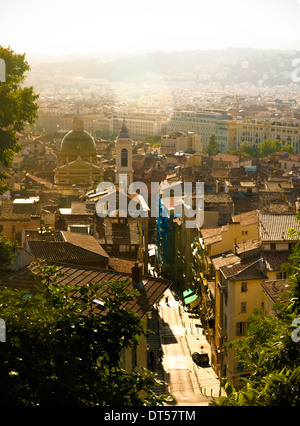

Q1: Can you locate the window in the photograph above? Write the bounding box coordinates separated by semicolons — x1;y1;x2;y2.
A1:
121;148;128;167
241;230;248;235
236;321;248;336
241;282;248;292
276;271;287;279
270;243;276;251
241;302;247;313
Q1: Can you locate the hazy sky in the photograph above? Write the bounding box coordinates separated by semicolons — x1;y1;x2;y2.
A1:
1;0;300;56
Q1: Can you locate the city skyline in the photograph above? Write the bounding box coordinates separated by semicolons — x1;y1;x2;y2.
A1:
1;0;300;57
1;39;300;407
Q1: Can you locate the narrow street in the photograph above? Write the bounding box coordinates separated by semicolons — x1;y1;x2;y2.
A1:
147;287;223;406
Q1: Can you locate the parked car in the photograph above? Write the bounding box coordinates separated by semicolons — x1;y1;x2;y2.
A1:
192;351;209;367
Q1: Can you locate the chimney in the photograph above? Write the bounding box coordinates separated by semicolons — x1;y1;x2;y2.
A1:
132;262;144;288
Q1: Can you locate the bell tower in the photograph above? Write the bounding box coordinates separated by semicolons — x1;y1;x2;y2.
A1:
115;120;133;189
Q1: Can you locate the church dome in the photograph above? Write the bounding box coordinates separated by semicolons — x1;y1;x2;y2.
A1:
60;113;96;162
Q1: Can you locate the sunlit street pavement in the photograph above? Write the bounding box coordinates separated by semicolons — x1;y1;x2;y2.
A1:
153;288;224;406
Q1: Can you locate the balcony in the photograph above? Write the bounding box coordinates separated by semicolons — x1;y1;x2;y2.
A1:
217;325;227;341
217;282;227;295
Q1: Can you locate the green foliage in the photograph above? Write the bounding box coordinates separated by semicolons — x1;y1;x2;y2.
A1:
259;139;295;158
93;130;118;141
212;366;300;406
229;140;295;159
0;46;39;193
231;142;260;158
0;233;18;270
144;135;161;146
205;134;221;156
225;310;286;365
0;263;170;406
283;144;295;154
211;314;300;406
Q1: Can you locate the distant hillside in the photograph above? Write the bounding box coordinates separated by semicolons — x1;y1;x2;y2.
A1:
29;48;300;86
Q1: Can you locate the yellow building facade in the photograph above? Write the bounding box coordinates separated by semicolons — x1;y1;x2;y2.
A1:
200;210;259;274
214;264;267;388
236;119;300;153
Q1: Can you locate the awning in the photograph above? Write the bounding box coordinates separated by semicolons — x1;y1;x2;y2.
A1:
183;288;195;299
185;294;198;304
184;293;200;308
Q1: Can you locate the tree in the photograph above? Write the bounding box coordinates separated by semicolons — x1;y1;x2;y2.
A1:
258;139;295;157
229;141;295;159
144;135;161;146
205;134;221;156
210;306;300;406
284;144;295;154
0;263;169;406
0;46;39;193
93;130;118;141
239;142;260;158
259;139;280;157
0;233;18;270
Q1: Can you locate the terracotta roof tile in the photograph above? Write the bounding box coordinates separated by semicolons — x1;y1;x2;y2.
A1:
30;262;171;318
95;218;140;245
212;253;240;270
232;210;258;226
259;214;300;241
25;230;109;262
61;231;109;258
27;240;109;265
0;262;171;319
201;225;228;245
204;193;233;204
219;256;267;281
235;239;261;254
213;153;239;162
262;251;291;271
260;279;290;304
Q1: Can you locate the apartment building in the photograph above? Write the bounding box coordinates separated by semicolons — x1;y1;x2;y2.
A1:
236;119;300;153
93;116;113;133
113;113;167;140
198;211;300;389
216;255;268;387
93;112;167;140
165;110;235;152
160;131;202;155
38;112;99;133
